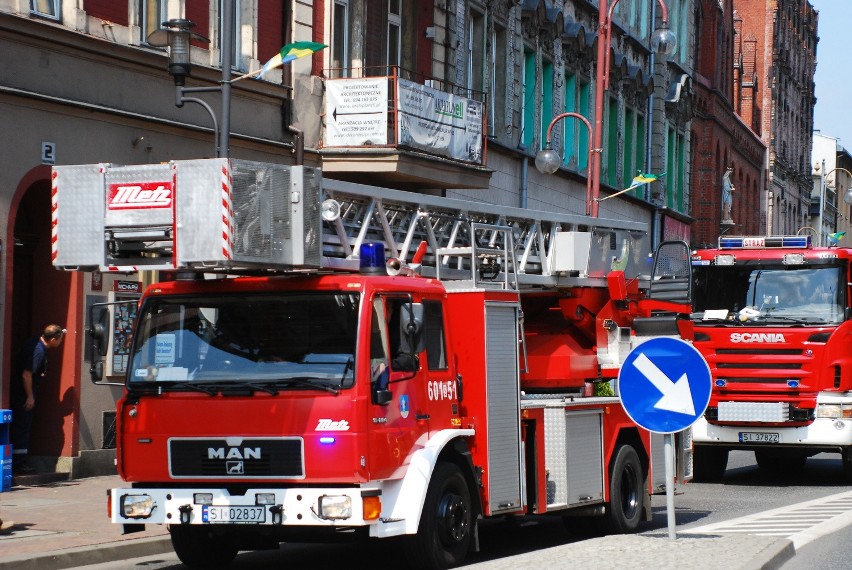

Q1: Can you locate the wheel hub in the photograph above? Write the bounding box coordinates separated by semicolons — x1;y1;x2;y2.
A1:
437;494;469;543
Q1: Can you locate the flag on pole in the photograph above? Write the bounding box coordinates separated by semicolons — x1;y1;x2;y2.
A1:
829;231;846;245
258;41;327;79
597;171;666;203
630;171;666;186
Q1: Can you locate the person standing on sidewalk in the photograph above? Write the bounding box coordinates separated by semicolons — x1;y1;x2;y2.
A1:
10;324;66;473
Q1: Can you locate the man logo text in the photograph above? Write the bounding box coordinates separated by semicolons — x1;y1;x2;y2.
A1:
208;447;261;460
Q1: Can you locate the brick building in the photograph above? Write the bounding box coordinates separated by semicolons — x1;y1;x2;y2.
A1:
689;0;766;248
734;0;818;237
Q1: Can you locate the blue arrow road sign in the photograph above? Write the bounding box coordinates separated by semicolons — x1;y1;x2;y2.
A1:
618;337;712;434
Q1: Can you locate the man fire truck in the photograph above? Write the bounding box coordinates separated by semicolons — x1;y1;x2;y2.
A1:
52;159;693;569
691;235;852;481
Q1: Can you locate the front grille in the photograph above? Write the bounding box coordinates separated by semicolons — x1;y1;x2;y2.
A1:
709;347;806;387
169;438;304;479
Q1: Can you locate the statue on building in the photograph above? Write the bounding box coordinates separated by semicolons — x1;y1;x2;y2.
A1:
721;166;735;223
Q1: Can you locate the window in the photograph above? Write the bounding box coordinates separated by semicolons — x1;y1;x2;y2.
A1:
490;25;507;138
521;49;535;149
606;95;618;187
423;301;447;370
331;0;350;77
540;61;553;147
469;10;486;93
562;74;591;172
30;0;59;19
623;108;635;193
141;0;166;44
219;0;241;69
387;0;401;69
666;128;686;210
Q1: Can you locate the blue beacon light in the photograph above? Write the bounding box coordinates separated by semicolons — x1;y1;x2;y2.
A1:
359;243;386;275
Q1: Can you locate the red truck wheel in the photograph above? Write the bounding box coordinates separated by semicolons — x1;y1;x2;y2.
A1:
598;444;643;534
406;462;474;569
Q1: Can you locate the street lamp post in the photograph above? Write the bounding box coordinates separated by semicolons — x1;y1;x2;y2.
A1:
591;0;676;218
535;112;594;215
822;166;852;244
535;1;676;218
147;1;234;158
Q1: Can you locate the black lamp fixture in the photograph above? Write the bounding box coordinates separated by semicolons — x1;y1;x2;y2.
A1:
147;11;233;158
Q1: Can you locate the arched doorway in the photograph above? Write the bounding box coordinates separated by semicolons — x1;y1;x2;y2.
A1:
8;171;77;462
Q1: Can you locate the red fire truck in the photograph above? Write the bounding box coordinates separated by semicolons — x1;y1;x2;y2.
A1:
53;159;693;569
691;235;852;481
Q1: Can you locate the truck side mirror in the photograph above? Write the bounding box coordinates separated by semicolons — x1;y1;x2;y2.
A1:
399;302;425;353
90;360;104;383
89;305;110;357
372;388;392;406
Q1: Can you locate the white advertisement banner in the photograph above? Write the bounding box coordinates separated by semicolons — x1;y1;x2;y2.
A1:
397;78;484;164
325;77;388;146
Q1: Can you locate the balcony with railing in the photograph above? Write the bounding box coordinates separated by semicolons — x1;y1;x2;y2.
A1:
319;66;492;190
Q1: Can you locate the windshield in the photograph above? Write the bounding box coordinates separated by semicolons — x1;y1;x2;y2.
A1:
128;292;359;390
692;264;846;325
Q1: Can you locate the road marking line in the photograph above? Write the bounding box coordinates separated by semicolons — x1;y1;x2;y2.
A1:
682;489;852;549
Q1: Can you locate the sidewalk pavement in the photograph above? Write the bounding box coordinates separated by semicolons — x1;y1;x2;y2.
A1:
0;473;795;570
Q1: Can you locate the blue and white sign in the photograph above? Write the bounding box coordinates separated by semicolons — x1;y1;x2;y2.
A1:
618;337;712;434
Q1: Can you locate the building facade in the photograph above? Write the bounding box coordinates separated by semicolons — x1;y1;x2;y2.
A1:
689;0;766;248
0;0;693;473
733;0;817;237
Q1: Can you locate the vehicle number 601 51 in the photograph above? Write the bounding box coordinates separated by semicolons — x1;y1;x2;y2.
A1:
427;380;457;401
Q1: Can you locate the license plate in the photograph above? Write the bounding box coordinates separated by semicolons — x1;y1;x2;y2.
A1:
202;505;266;524
739;432;780;443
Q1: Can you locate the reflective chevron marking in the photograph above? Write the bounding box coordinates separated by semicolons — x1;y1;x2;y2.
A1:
683;490;852;549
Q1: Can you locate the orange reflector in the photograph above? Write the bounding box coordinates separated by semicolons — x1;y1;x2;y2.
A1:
363;496;381;520
106;494;112;519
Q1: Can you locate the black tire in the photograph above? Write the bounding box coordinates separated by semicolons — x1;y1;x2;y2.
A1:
842;448;852;483
693;445;728;482
755;450;806;474
405;462;474;570
597;444;644;534
169;525;239;569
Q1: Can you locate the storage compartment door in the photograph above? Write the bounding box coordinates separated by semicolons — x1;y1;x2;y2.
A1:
485;302;523;514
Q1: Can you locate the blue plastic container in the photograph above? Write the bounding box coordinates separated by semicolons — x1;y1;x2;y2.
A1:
0;409;11;491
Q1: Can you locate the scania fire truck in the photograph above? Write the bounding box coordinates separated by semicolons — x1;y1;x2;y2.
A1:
53;158;693;569
690;235;852;481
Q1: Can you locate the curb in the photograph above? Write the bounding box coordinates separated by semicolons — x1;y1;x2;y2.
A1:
0;536;173;570
743;538;796;570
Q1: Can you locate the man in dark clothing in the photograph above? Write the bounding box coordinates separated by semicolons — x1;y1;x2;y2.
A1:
10;324;65;473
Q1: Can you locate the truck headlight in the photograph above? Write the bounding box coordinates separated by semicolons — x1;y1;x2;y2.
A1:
318;495;352;520
120;494;156;519
817;403;852;419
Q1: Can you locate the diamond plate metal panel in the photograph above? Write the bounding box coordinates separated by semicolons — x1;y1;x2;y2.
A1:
543;407;568;508
52;164;107;269
718;401;789;422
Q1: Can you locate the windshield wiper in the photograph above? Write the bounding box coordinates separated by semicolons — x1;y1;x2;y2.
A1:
760;314;825;325
162;382;219;396
271;377;340;395
212;381;280;395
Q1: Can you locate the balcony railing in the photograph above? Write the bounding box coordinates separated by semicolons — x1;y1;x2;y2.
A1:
322;66;488;167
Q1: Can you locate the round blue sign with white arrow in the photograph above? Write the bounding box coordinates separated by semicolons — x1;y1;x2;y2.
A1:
617;337;712;434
